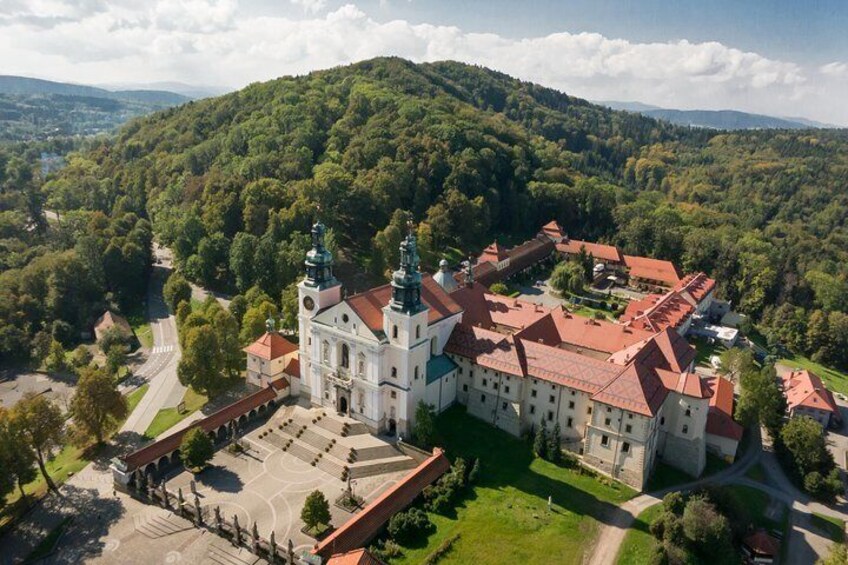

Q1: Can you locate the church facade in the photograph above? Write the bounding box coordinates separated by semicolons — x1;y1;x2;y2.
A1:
286;220;719;490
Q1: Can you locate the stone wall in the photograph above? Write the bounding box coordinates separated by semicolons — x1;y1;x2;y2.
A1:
660;432;705;478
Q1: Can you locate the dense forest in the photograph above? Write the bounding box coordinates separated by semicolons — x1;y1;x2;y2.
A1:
4;57;848;369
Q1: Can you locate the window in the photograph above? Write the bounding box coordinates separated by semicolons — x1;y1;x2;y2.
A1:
322;340;330;364
568;401;575;409
685;408;691;417
462;384;468;392
571;390;576;396
549;395;555;403
587;407;592;414
493;383;498;390
601;435;610;447
430;336;438;355
470;370;474;378
530;405;536;414
604;418;611;426
482;378;488;386
628;413;633;419
391;367;397;378
502;402;508;411
481;394;486;403
625;424;632;433
458;367;463;374
392;325;398;339
681;425;688;434
567;417;573;427
414;366;419;380
531;389;537;398
308;337;312;346
660;417;665;426
390;391;397;399
504;385;510;394
547;411;554;422
607;407;612;413
341;343;350;369
622;442;631;453
416;325;421;339
342;313;349;323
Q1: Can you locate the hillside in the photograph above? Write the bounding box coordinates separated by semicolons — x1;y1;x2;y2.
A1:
598;100;838;130
0;75;190;141
39;58;848;364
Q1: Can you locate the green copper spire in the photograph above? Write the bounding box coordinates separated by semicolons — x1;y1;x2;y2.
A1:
390;227;424;313
304;220;337;289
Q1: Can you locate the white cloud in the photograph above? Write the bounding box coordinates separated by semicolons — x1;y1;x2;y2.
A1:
0;1;845;124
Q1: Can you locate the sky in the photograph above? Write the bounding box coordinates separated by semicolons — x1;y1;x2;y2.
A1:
1;0;847;125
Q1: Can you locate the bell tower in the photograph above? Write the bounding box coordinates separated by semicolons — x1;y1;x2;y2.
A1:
298;219;342;320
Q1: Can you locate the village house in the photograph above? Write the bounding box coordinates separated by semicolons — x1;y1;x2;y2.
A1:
782;369;842;428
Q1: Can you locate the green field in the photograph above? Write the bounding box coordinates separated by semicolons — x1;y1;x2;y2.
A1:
645;453;729;492
127;383;149;413
616;504;664;565
388;406;635;564
143;387;208;439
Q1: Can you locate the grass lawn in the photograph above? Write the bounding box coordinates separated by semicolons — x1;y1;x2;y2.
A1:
388;406;635;564
778;353;848;397
646;453;729;492
811;513;845;542
143;387;207;439
616;504;664;565
126;307;153;350
691;336;727;367
126;383;150;414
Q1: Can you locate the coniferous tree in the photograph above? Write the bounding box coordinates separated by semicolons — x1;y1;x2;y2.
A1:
534;418;549;459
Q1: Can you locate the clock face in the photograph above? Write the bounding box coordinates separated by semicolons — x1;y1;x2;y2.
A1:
302;296;315;311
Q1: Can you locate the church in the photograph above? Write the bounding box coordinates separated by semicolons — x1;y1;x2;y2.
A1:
246;219;731;490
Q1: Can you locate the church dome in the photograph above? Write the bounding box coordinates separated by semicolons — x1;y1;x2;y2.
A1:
433;259;459;293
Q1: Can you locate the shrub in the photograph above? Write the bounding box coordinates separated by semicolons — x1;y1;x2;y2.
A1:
388;507;432;544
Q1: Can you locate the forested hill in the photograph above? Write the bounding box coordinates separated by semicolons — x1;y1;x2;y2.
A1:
40;58;848;366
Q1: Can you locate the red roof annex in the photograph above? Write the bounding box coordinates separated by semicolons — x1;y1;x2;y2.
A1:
623;255;681;286
782;370;841;417
242;332;297;360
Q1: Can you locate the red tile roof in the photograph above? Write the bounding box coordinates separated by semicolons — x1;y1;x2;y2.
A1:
451;288;549;332
473;236;555;286
520;307;655;354
313;448;451;559
283;356;300;379
623;255;681;286
327;549;386;565
657;369;712;399
674;272;716;303
242;332;297;360
345;275;463;333
94;310;132;338
518;338;624;394
271;377;290;391
540;220;566;240
744;530;781;557
782;370;840;417
556;239;623;264
444;324;524;377
606;328;695;373
704;376;744;441
592;362;668;417
620;291;695;332
478;241;509;264
122;386;277;471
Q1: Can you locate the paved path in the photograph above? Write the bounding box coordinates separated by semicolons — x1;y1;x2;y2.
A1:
120;247;184;434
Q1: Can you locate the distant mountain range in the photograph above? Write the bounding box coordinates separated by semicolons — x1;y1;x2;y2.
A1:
0;75;192;142
596;100;840;130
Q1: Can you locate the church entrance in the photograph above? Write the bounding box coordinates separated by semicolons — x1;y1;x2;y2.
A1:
338;395;348;415
388;419;397;436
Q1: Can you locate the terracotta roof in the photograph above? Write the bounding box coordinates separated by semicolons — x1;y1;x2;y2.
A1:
270;377;290;391
451;289;549;332
327;549;386;565
556;239;623;264
674;272;716;303
242;332;297;360
782;370;840;417
478;241;509;264
94;310;132;336
592;361;668;417
620;291;695;332
518;338;624;394
283;356;300;379
540;220;566;240
313;448;450;559
704;376;743;441
345;274;463;333
606;328;695;373
474;236;555;286
744;530;781;557
657;369;712;399
623;255;681;286
518;306;655;354
122;386;277;471
444;324;524;377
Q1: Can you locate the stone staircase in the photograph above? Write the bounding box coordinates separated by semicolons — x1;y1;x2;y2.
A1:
205;538;266;565
348;455;419;479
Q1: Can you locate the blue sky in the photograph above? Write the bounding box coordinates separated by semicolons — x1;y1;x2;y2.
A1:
1;0;846;124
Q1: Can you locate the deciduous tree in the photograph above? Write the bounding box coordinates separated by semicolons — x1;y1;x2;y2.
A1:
70;365;128;444
13;393;65;492
180;427;214;470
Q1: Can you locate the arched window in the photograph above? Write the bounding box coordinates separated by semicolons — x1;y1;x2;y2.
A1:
430;336;438;356
391;367;397;378
322;340;330;364
341;343;350;369
414;366;419;380
416;325;421;339
392;325;398;339
357;353;366;377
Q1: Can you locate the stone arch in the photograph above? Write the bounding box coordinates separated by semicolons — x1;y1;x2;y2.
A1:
157;456;169;471
239;414;248;426
217;426;228;441
249;409;257;419
144;462;157;477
